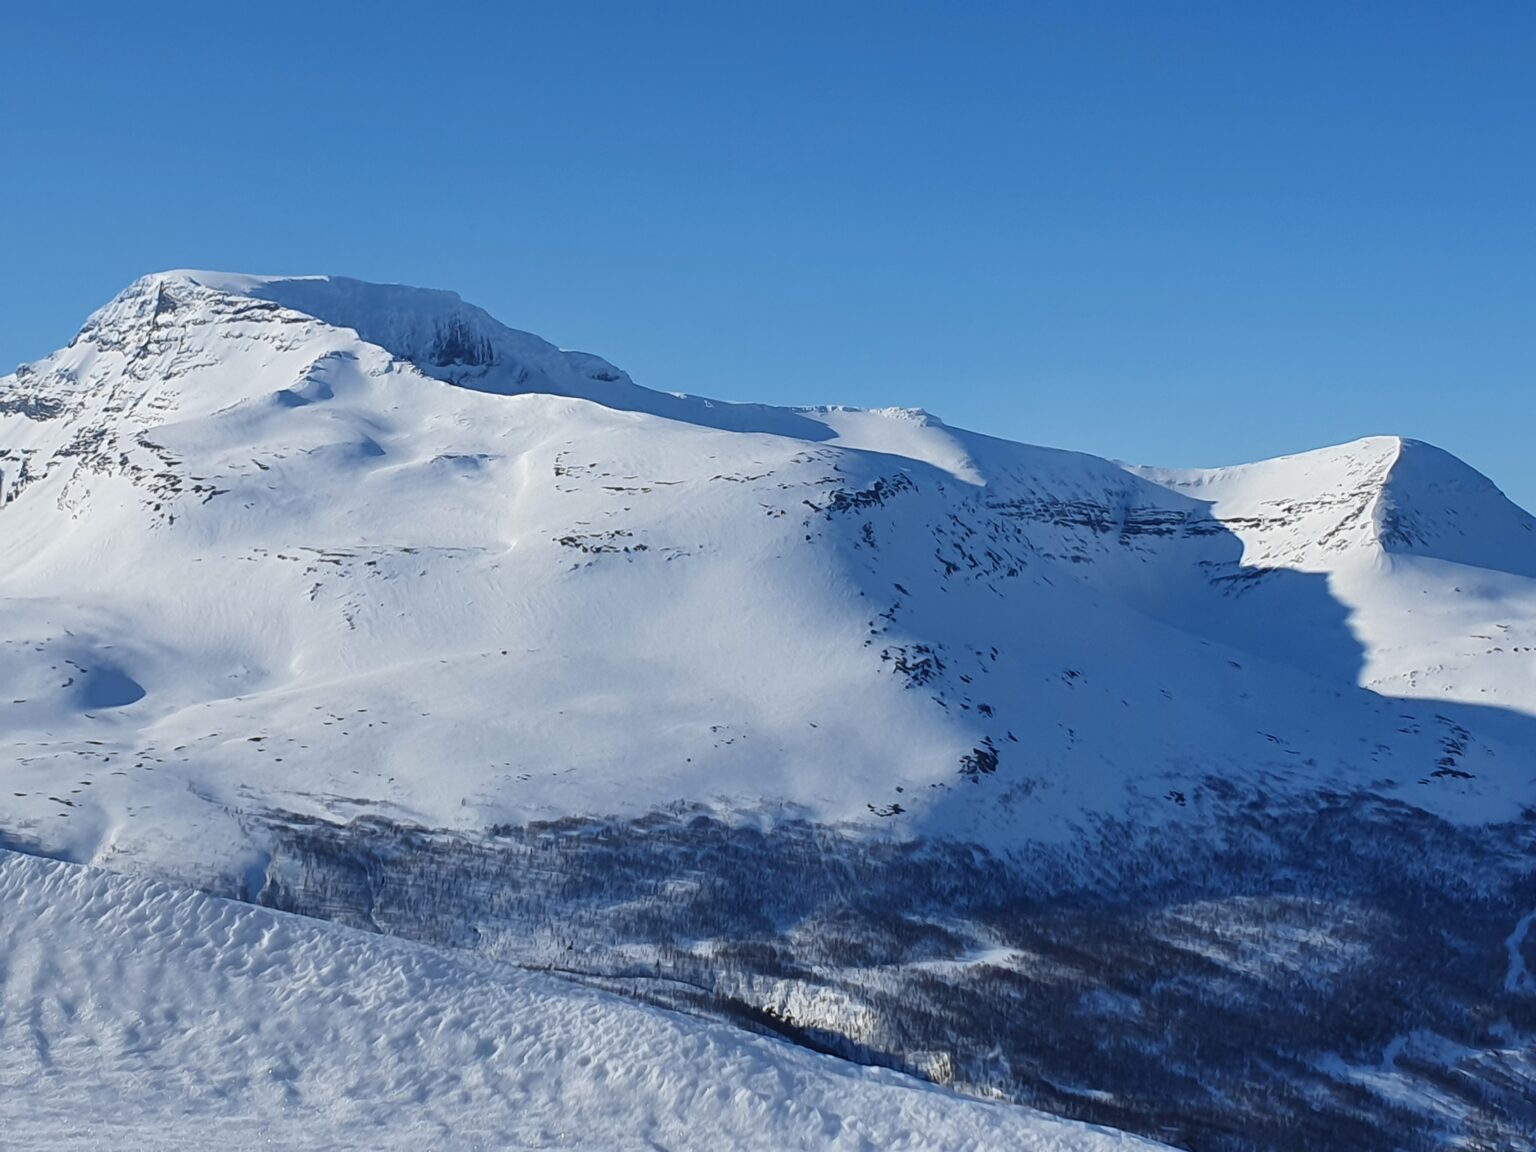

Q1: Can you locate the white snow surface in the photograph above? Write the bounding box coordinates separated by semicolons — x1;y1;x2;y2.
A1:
3;271;1536;881
0;848;1164;1152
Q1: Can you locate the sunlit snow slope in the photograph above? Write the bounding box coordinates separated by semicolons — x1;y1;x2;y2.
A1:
0;848;1162;1152
2;271;1535;882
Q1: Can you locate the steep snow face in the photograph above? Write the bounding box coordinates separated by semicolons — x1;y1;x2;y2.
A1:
208;271;640;394
1133;436;1536;576
1375;438;1536;577
1130;437;1407;571
0;848;1164;1152
1135;439;1536;714
2;272;1535;881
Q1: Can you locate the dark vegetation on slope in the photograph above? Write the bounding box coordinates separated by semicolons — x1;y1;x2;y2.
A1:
241;790;1536;1152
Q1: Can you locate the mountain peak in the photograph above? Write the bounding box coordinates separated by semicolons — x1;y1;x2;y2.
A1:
1132;435;1536;577
110;270;634;394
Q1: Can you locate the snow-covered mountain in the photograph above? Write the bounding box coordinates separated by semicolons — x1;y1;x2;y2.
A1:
4;270;1533;872
4;271;1535;1150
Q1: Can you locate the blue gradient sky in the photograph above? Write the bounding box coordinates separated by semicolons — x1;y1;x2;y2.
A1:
3;3;1533;505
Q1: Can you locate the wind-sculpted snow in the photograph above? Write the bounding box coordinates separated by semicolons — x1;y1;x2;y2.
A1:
0;848;1164;1152
4;271;1536;1150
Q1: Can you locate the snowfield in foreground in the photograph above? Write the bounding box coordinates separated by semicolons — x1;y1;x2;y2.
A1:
0;849;1163;1152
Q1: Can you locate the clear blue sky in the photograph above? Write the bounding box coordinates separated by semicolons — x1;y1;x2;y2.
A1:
3;3;1533;505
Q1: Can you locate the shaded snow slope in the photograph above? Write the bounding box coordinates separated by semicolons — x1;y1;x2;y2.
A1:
1135;439;1536;716
2;272;1535;883
0;848;1161;1152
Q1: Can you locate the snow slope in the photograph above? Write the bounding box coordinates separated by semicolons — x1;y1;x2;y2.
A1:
1136;438;1536;715
0;848;1163;1152
2;271;1536;882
